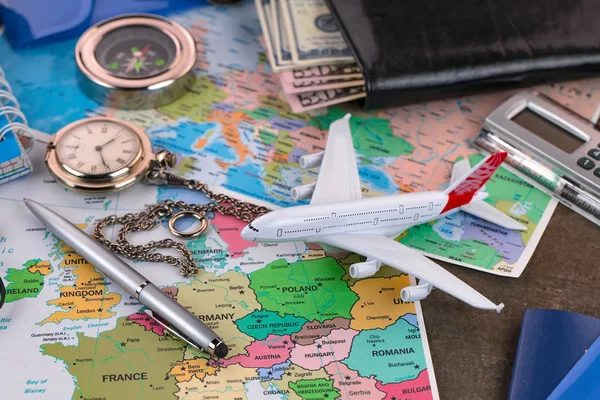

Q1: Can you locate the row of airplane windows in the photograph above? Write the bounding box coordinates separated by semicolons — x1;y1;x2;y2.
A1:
286;210;441;236
302;202;443;223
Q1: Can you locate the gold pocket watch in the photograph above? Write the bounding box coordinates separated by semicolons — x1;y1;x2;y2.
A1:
46;116;174;193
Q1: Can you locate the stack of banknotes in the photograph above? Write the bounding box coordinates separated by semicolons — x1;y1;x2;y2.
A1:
255;0;366;113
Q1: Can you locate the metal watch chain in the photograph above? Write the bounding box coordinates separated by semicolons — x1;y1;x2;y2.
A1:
93;151;270;277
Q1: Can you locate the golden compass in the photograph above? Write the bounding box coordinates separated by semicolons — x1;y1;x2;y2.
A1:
76;14;197;109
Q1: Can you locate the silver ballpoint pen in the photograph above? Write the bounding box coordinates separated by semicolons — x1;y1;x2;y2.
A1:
24;199;228;358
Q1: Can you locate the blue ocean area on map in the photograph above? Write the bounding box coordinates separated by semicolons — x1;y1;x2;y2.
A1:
433;213;465;241
0;37;95;133
359;166;397;192
149;119;237;162
0;3;262;134
222;161;267;199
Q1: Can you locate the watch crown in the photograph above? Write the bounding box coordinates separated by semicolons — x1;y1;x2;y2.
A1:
155;150;177;168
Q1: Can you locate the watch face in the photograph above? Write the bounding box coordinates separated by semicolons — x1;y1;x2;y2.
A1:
94;25;178;79
56;120;142;176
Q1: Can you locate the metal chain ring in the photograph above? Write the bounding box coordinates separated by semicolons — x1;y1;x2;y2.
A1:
93;169;270;277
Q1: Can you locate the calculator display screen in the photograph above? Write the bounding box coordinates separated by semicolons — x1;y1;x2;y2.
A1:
511;108;585;154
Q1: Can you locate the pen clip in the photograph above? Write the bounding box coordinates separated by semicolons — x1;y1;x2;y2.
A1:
143;309;203;351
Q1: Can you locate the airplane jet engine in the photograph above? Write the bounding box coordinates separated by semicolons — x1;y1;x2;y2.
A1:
291;183;316;201
349;260;381;279
400;282;433;302
299;152;325;169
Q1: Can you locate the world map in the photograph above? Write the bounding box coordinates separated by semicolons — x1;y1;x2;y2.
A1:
3;0;600;398
0;1;567;277
0;143;436;399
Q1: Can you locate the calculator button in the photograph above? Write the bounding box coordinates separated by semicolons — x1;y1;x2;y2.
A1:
589;148;600;160
595;168;600;178
577;157;595;170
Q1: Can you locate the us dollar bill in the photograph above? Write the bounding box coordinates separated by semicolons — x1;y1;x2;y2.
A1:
255;0;281;70
280;0;354;65
280;76;365;94
280;64;363;82
272;0;293;65
285;85;366;113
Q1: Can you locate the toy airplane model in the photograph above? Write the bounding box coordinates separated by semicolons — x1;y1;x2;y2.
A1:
241;114;526;312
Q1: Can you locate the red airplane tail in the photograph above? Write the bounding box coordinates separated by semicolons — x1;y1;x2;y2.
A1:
441;152;507;213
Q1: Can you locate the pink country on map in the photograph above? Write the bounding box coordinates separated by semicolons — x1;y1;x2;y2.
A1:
289;328;359;370
128;312;166;336
220;334;294;368
211;212;258;258
376;370;433;400
325;362;386;399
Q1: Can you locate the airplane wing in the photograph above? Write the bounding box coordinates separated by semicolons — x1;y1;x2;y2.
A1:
318;234;502;311
310;114;362;204
461;201;527;231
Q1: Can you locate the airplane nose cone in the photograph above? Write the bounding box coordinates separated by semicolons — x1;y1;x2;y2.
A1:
240;225;253;241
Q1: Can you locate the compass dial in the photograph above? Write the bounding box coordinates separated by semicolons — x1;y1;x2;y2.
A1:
56;120;142;176
94;25;177;79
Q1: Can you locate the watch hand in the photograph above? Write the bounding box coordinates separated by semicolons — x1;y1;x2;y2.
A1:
99;151;110;171
99;133;121;148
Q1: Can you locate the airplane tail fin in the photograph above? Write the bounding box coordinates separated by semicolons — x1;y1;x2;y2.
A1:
441;152;507;213
444;153;527;231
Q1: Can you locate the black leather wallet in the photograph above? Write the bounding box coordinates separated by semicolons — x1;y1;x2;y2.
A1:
326;0;600;109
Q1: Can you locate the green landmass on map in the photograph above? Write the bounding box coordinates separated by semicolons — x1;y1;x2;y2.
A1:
289;378;340;400
248;257;359;322
3;259;50;303
399;223;505;268
311;108;415;158
159;76;228;123
469;154;552;226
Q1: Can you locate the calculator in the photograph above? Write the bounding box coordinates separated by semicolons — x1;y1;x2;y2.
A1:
483;91;600;198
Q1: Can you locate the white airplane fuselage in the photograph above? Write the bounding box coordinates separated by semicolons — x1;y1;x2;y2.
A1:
242;190;484;242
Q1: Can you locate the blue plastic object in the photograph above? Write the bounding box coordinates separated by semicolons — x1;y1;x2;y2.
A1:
547;336;600;400
0;0;209;48
508;309;600;400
